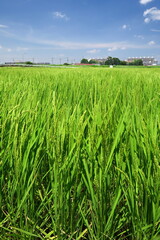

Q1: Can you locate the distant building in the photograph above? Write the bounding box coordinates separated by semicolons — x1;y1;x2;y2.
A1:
127;57;158;66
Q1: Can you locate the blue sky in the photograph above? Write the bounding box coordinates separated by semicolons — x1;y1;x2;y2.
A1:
0;0;160;63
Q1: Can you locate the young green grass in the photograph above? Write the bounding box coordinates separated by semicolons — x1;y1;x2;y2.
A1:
0;67;160;239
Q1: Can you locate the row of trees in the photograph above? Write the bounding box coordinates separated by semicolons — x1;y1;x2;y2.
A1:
104;57;127;65
80;59;98;64
127;59;143;66
81;57;143;66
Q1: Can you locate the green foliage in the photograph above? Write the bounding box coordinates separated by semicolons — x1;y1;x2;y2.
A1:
25;61;33;65
128;59;143;66
81;58;89;64
0;67;160;239
120;60;127;65
105;56;124;65
112;57;121;65
105;57;127;66
63;62;70;65
88;59;98;64
105;56;114;65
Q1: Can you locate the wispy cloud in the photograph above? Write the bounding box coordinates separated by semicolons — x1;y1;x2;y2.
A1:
0;25;160;51
108;46;118;51
144;7;160;23
20;35;160;51
16;47;29;51
122;24;127;30
108;46;126;51
122;24;131;30
0;24;8;28
140;0;154;5
28;38;134;50
87;49;100;54
53;11;69;21
148;40;155;45
151;29;160;32
0;45;30;52
134;34;144;39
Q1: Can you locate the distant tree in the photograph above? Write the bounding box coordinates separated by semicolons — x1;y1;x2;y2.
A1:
105;56;121;65
25;61;33;65
128;59;143;66
88;59;98;64
120;60;127;65
63;63;70;65
81;58;89;64
113;57;121;65
134;59;143;65
105;56;114;65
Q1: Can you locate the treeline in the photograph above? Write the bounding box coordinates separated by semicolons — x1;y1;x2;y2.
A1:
81;57;143;66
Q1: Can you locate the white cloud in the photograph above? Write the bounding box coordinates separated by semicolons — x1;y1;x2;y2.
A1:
148;40;155;45
144;17;150;23
0;24;8;28
144;7;160;23
140;0;153;5
1;26;160;52
108;46;126;51
122;24;131;30
87;49;100;54
53;11;69;21
25;37;160;51
0;46;29;52
151;29;160;32
16;47;29;51
108;47;118;51
122;24;127;29
134;34;144;39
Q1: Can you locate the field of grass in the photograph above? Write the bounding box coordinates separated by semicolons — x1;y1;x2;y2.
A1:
0;67;160;239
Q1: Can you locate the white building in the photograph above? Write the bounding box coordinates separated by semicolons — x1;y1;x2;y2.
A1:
127;57;158;66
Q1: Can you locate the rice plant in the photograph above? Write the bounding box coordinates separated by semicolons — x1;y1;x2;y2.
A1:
0;67;160;239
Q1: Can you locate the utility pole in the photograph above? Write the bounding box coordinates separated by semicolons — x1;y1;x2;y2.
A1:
66;57;69;64
51;58;54;65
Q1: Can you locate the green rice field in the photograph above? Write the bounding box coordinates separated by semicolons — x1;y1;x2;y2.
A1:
0;67;160;239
